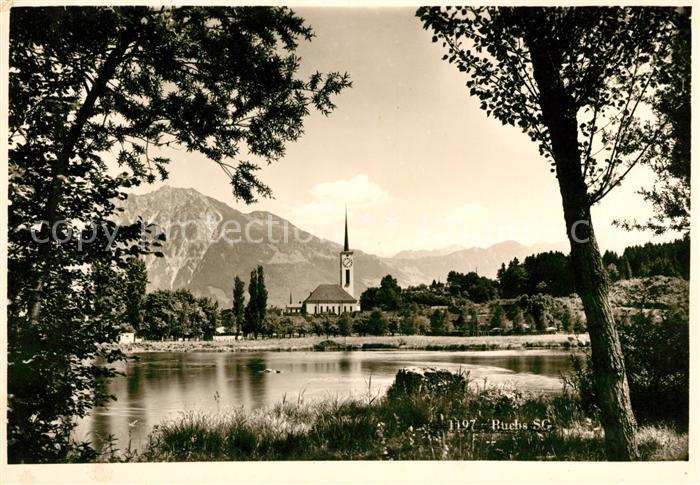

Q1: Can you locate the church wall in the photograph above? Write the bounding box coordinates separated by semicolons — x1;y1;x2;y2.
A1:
305;302;361;315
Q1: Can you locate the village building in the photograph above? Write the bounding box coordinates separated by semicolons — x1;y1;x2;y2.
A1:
287;211;360;315
285;292;303;314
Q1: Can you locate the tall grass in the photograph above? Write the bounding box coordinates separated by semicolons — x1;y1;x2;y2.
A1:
136;371;687;462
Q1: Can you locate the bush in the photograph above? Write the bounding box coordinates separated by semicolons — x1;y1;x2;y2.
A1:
565;305;689;429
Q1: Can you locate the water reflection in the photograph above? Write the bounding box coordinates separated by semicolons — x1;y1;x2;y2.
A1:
246;356;268;408
74;349;578;453
338;353;352;374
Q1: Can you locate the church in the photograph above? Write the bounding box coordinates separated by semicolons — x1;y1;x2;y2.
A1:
287;211;361;315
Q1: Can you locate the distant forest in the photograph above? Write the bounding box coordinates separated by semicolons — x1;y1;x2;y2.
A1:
496;237;690;299
364;237;690;309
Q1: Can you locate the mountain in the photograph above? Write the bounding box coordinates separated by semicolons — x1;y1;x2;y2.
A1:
118;186;405;307
120;186;568;307
384;240;568;284
392;245;467;260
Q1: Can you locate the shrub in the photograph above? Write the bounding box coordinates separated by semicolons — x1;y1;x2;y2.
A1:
565;304;689;429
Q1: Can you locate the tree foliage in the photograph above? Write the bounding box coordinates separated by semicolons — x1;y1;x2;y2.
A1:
232;275;246;333
418;7;680;205
429;309;447;335
568;305;689;429
123;257;148;332
446;271;497;303
244;266;267;338
500;239;688;295
8;6;349;463
605;237;690;281
142;289;219;340
617;8;690;234
360;274;403;311
366;310;388;336
498;251;575;297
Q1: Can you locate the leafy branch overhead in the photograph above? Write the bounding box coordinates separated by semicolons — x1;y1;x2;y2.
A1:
417;7;683;207
7;6;349;463
9;6;351;204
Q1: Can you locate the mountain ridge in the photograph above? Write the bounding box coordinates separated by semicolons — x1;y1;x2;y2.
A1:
120;186;567;307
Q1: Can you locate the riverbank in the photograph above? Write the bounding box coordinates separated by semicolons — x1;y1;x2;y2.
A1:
110;368;684;462
119;334;590;354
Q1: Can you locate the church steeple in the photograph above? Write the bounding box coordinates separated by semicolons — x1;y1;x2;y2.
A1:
339;207;354;298
343;206;350;252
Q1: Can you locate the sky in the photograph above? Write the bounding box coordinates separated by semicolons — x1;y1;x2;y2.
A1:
129;7;679;257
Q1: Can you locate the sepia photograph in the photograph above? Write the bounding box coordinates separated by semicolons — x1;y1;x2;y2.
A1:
1;1;697;483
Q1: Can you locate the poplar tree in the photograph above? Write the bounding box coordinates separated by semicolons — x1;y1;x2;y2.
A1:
232;275;246;334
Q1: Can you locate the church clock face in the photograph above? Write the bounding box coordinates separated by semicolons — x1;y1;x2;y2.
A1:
342;255;353;268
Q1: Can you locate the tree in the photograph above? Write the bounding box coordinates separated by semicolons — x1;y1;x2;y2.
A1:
243;269;258;337
454;310;468;336
124;258;148;334
366;310;388;336
243;268;262;339
429;310;446;335
573;313;588;334
524;312;536;334
198;297;219;340
497;258;528;298
232;276;246;335
338;313;353;337
353;315;368;337
360;287;379;310
8;6;349;462
523;251;575;296
244;266;267;338
144;290;176;340
263;311;283;338
255;266;268;331
511;307;526;334
400;313;417;336
142;289;217;340
446;271;497;303
376;275;403;311
525;294;554;332
468;306;479;336
570;305;689;429
387;316;399;336
415;314;431;335
172;289;200;339
220;309;235;335
488;303;510;334
398;303;419;336
561;306;575;333
324;316;339;338
617;8;690;235
92;261;128;333
418;6;682;459
360;275;403;311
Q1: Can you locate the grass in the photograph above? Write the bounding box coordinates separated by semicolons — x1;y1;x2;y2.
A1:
121;334;591;354
126;370;685;462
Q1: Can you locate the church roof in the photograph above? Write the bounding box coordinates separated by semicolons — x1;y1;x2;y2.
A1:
305;284;357;303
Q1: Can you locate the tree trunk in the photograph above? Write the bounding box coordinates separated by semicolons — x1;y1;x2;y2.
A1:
524;24;639;460
568;216;639;460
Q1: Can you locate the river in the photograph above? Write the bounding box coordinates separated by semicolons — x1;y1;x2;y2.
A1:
74;349;578;452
